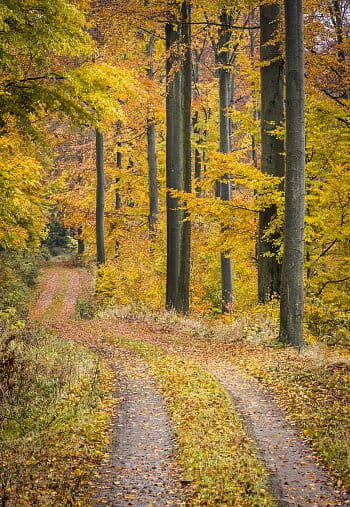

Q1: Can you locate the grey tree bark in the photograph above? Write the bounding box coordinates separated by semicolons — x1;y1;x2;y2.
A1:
258;3;285;303
193;51;202;198
279;0;305;348
146;35;159;232
218;10;233;314
165;19;182;310
96;129;105;265
116;145;122;210
176;0;192;315
249;14;258;169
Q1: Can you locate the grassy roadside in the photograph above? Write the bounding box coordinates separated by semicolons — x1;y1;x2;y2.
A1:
0;321;115;506
106;334;276;506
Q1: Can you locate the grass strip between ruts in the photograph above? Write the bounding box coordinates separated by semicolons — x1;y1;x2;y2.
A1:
107;335;276;507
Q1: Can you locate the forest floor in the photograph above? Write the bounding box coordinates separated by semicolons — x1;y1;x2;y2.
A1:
29;261;350;506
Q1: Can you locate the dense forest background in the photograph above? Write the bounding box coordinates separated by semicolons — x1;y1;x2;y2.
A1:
0;0;349;343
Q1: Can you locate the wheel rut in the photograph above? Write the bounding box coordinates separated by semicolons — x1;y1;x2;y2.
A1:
209;365;349;506
92;353;180;507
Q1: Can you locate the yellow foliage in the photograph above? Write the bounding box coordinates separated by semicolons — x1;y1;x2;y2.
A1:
0;134;49;250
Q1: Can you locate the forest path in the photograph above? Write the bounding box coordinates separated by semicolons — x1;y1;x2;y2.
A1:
92;352;179;507
31;263;349;507
30;263;180;507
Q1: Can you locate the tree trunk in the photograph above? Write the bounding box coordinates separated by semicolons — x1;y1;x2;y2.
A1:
165;19;182;310
193;52;202;197
279;0;305;348
218;10;233;314
249;15;258;169
116;145;122;210
332;0;345;63
77;227;85;255
146;35;159;232
147;119;158;232
176;0;192;314
96;129;105;265
258;3;284;303
114;143;122;258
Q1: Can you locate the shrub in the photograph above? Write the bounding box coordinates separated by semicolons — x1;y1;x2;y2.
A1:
0;248;42;316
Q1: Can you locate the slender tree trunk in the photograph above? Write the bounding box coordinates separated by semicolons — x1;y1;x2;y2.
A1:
116;145;122;210
258;3;284;303
114;143;122;258
279;0;305;348
146;35;159;232
194;123;201;197
96;129;105;265
77;238;85;255
77;227;85;254
147;119;158;231
218;10;233;314
249;15;258;169
176;0;192;314
193;53;202;197
166;19;182;310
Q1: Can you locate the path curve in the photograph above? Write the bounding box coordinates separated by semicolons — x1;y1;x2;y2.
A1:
210;365;349;506
31;264;181;506
92;318;350;506
31;265;349;506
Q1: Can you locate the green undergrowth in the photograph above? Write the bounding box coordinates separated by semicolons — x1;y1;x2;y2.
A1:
0;319;115;506
106;334;275;506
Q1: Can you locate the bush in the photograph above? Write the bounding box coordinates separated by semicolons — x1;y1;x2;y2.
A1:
306;297;350;348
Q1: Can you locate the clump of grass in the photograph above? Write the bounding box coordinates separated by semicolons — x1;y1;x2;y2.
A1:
0;318;115;505
75;298;95;320
107;335;275;506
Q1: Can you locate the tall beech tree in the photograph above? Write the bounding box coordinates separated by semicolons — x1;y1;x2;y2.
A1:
165;17;182;310
193;49;202;198
258;3;284;303
279;0;306;347
217;9;235;314
146;35;159;233
96;129;106;265
176;0;192;314
165;1;192;314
